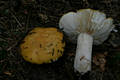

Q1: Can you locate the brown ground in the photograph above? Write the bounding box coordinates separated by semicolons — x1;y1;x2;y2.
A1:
0;0;120;80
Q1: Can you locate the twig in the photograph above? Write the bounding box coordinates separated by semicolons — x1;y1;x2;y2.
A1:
44;0;51;6
100;72;103;80
0;38;6;42
25;9;31;32
10;12;22;27
0;59;6;63
7;42;17;51
0;21;8;30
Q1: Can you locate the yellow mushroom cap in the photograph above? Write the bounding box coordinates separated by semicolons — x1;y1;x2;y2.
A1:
20;27;65;64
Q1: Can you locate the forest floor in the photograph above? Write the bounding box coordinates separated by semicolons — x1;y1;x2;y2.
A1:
0;0;120;80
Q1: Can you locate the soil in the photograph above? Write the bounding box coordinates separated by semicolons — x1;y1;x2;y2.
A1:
0;0;120;80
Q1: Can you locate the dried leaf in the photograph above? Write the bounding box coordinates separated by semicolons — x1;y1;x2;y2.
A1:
4;71;12;76
68;53;75;56
38;13;48;21
93;52;107;71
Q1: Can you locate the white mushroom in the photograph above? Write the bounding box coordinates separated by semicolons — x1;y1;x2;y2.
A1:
59;9;115;74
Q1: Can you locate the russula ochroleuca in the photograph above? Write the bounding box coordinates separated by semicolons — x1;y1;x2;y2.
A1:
59;9;115;74
20;27;65;64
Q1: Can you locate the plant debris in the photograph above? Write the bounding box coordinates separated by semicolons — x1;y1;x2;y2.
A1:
0;0;120;80
93;52;108;71
4;71;12;76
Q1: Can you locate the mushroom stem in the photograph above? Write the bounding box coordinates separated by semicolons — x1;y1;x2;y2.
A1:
74;33;93;74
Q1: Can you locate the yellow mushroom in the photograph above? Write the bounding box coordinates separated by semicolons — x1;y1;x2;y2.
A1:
20;27;65;64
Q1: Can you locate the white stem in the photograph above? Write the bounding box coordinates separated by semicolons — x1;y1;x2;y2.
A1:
74;33;93;74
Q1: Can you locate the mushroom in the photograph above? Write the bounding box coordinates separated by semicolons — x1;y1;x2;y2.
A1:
59;9;115;73
20;27;65;64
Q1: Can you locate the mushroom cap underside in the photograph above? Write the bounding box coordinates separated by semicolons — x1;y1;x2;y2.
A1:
59;9;115;45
